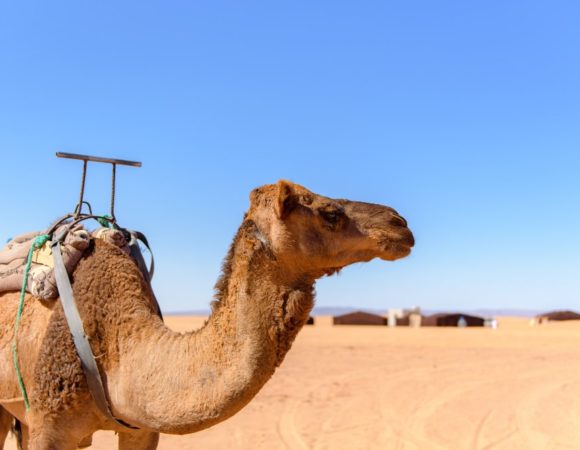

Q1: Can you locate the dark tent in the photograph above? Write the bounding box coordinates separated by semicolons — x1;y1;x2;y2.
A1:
306;316;315;325
333;311;387;326
422;313;484;327
536;310;580;322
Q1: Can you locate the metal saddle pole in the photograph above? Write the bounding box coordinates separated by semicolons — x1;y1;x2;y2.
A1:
56;151;142;225
50;152;151;429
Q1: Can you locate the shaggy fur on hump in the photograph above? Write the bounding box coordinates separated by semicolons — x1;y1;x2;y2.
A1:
31;239;156;413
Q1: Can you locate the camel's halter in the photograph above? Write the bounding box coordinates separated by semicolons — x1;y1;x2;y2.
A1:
14;152;157;430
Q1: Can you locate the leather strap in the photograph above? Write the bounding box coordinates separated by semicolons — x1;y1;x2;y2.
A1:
51;240;138;429
128;232;162;320
129;230;155;280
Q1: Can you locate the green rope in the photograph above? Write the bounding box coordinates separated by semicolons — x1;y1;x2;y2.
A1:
97;214;113;228
13;234;50;410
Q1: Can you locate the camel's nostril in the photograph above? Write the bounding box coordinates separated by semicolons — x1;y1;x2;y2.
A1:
391;214;407;227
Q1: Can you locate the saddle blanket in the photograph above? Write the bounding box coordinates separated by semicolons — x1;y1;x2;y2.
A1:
0;225;133;300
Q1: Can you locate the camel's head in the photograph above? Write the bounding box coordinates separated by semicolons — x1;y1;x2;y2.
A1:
247;180;414;278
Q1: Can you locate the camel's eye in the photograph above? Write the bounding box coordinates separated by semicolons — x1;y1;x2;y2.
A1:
301;194;314;205
321;211;338;222
319;207;344;228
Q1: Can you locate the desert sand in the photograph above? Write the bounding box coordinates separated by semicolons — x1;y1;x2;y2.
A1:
7;315;580;449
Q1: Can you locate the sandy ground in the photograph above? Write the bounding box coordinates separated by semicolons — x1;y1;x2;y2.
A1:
7;315;580;449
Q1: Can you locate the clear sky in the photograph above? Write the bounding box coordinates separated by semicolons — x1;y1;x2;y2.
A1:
1;1;579;313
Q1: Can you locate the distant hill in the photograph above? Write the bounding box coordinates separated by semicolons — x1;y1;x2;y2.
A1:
463;309;542;318
164;307;542;318
167;308;211;316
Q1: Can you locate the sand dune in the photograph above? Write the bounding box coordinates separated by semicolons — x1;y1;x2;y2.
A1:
7;316;580;449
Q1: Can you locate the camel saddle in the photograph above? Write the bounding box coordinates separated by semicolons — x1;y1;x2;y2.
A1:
2;222;157;429
0;224;154;301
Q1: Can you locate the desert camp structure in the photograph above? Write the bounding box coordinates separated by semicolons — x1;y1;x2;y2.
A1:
388;307;422;327
422;313;485;327
387;308;486;327
333;311;387;326
331;310;488;327
535;310;580;324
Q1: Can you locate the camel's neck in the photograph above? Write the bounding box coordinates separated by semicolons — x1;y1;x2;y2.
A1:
112;221;314;434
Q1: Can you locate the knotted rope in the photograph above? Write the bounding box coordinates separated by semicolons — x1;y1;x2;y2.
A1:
12;234;50;410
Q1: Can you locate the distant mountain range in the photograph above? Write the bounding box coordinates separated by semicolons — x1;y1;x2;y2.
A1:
165;306;544;318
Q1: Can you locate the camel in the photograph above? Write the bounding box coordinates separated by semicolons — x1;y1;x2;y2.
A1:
0;180;414;449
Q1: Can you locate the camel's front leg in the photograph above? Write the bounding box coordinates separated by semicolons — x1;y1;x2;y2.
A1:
0;407;12;450
16;421;30;450
0;412;29;450
118;430;159;450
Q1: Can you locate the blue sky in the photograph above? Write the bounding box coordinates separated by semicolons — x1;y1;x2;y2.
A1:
1;1;579;312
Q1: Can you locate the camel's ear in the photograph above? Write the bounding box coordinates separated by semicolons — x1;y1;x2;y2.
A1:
249;187;263;206
275;180;296;220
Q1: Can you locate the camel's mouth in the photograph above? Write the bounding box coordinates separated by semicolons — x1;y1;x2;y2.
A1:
377;229;414;261
379;243;412;261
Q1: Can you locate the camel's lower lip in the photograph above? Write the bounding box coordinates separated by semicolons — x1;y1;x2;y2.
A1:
396;243;413;256
378;230;414;252
379;242;413;261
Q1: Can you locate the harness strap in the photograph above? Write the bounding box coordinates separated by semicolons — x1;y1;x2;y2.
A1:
129;230;155;280
51;239;138;430
128;232;162;319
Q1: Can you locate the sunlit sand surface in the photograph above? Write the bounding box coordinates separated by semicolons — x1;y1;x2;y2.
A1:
7;315;580;449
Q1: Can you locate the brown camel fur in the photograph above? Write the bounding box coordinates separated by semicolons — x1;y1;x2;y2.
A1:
0;180;414;449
